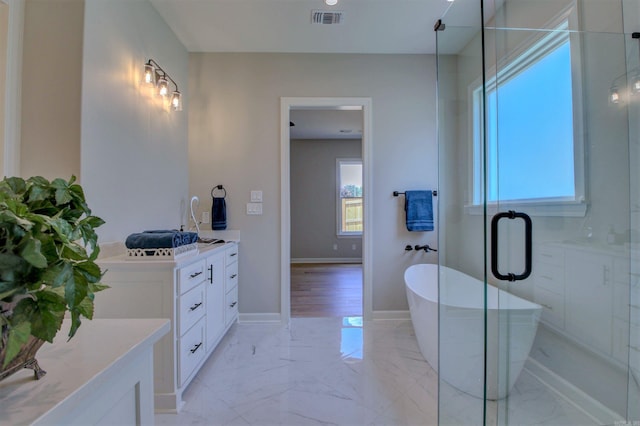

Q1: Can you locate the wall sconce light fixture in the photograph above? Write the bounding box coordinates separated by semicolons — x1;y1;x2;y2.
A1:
143;59;182;111
608;32;640;106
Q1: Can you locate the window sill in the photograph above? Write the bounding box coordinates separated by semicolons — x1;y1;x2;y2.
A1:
464;200;587;217
337;233;363;238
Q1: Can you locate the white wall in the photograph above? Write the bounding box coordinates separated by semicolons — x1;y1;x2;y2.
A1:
290;138;362;260
81;0;189;243
189;53;437;315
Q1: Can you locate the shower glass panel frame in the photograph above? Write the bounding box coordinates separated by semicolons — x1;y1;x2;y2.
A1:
436;0;638;424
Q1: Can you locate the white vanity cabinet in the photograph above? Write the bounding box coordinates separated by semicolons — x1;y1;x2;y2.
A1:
95;242;239;413
533;242;634;365
205;251;226;353
225;244;240;326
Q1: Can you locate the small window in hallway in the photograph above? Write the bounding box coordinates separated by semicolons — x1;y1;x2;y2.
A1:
337;159;363;235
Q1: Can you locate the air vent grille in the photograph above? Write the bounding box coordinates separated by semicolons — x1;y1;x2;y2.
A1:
311;10;344;25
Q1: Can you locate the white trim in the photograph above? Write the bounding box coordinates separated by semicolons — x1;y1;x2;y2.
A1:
371;310;411;321
524;358;624;424
3;0;23;176
291;258;362;264
238;313;282;323
465;200;587;217
281;97;373;324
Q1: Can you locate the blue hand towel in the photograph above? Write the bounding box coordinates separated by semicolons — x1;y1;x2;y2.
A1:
212;197;227;230
405;190;434;232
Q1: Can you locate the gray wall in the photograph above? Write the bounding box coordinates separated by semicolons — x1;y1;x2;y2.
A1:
20;0;84;180
290;138;362;260
81;0;189;243
188;53;438;316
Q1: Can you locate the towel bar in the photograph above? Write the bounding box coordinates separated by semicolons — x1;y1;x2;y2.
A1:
393;190;437;197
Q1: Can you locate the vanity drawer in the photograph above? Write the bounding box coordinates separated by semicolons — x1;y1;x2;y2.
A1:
534;263;564;294
178;259;207;295
178;318;205;387
226;261;238;293
535;245;564;267
179;284;205;336
225;285;238;326
225;246;239;266
534;286;565;330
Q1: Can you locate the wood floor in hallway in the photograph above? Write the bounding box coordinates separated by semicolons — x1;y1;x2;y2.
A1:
290;263;363;318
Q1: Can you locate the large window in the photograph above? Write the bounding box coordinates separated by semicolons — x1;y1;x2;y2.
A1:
337;159;363;236
471;22;584;214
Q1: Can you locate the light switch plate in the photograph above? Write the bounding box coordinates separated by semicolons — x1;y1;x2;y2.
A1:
251;190;263;202
247;203;263;215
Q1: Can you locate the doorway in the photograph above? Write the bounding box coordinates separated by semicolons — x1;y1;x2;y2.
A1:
280;97;372;322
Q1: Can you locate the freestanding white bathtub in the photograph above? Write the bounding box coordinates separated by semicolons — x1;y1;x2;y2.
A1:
405;264;541;400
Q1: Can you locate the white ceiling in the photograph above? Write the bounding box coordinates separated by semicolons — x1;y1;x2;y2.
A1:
149;0;455;54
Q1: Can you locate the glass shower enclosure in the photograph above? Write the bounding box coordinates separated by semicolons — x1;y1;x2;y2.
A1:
436;0;639;424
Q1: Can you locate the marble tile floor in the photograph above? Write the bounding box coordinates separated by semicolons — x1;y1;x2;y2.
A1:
156;318;596;426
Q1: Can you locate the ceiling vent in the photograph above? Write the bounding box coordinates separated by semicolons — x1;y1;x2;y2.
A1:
311;10;344;25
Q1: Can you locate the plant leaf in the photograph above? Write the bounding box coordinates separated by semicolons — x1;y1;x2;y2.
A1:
76;296;94;320
29;290;65;342
20;238;48;269
3;321;31;367
42;262;73;288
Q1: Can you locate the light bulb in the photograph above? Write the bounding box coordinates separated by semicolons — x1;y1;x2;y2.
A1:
633;75;640;94
171;91;182;111
325;0;338;5
144;63;155;85
157;75;169;97
610;86;620;104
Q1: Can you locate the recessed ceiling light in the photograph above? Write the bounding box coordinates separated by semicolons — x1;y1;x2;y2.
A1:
325;0;338;5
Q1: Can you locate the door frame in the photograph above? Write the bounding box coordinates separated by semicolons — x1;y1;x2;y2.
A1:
280;97;373;322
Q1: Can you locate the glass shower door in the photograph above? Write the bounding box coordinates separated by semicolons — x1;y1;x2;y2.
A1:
437;0;637;424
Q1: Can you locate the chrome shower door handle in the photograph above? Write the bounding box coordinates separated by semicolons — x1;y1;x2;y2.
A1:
491;210;532;282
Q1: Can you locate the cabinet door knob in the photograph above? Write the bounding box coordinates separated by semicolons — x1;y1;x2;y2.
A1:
229;252;237;257
230;274;237;279
190;302;203;311
208;265;213;283
190;342;203;354
229;301;237;308
190;271;203;279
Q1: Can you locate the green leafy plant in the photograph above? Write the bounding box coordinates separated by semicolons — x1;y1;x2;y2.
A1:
0;176;106;368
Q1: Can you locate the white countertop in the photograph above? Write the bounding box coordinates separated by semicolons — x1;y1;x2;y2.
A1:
0;318;170;425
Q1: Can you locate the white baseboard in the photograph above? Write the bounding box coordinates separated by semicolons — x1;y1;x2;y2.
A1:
290;258;362;264
524;358;624;424
371;310;411;320
238;313;282;323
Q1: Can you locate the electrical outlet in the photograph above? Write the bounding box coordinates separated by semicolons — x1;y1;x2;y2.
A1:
352;244;357;250
333;243;338;251
202;211;210;223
